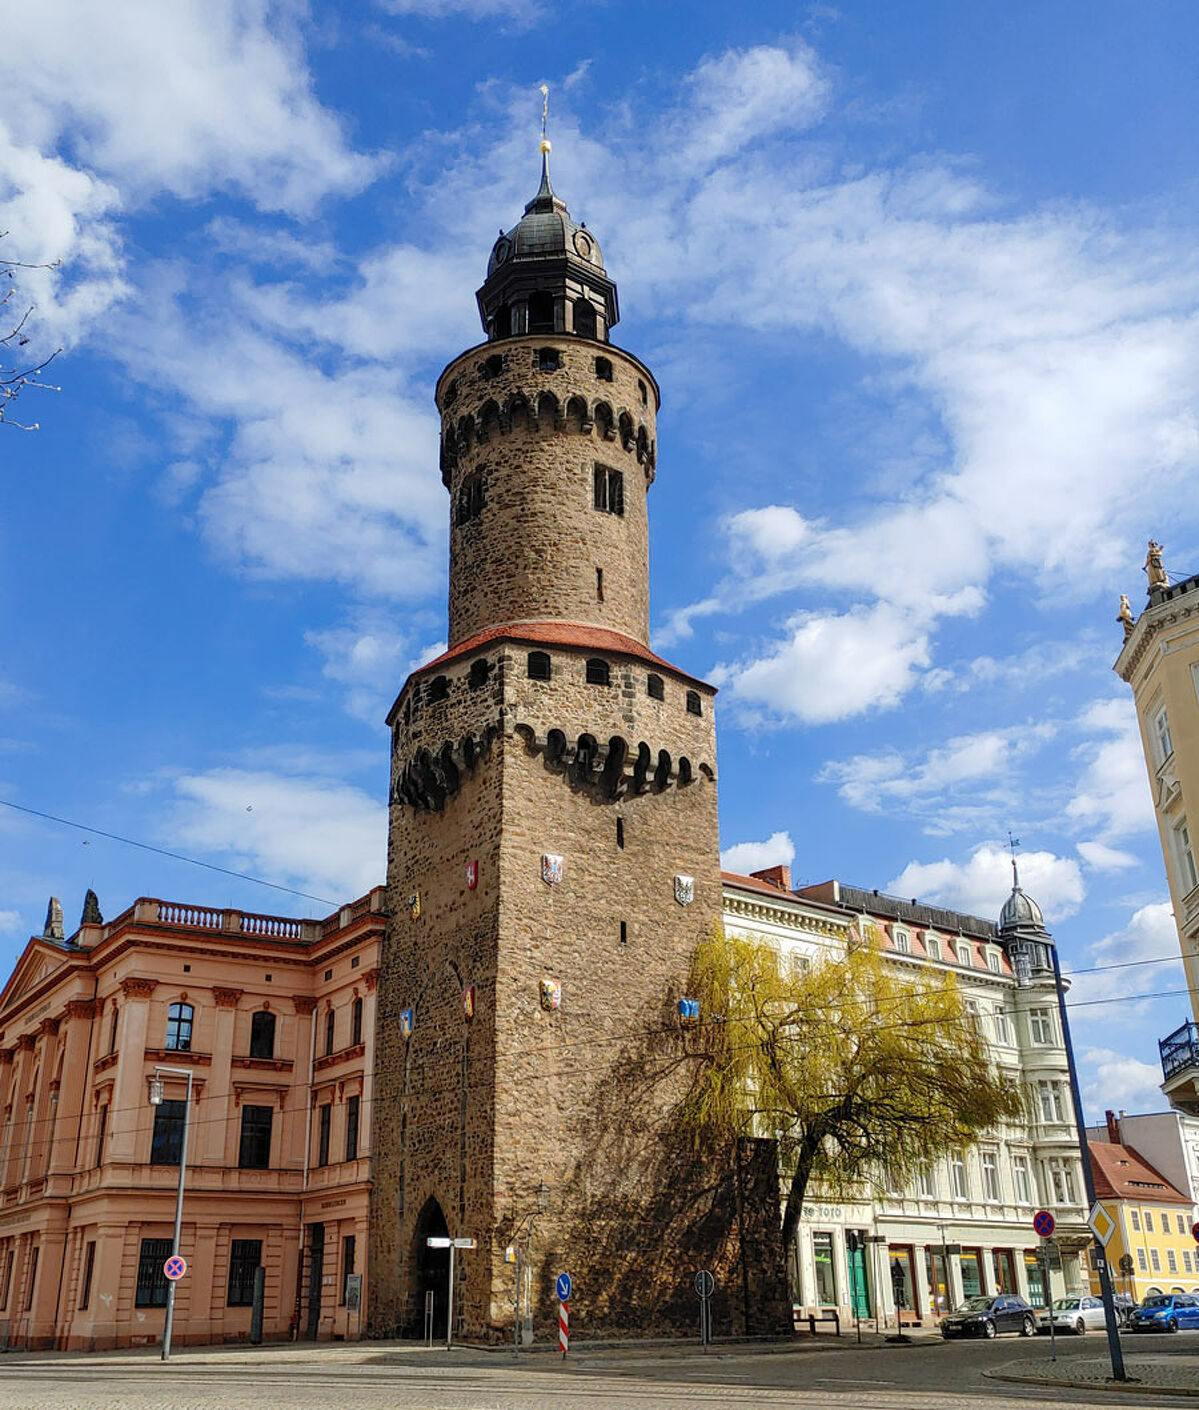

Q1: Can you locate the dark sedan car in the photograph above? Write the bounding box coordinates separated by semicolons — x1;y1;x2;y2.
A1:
941;1293;1036;1339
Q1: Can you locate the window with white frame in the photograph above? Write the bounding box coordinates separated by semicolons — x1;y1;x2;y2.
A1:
1155;705;1174;763
924;934;941;961
1168;1249;1178;1273
1048;1158;1078;1205
950;1151;968;1199
1029;1008;1054;1044
1176;820;1199;894
994;1007;1012;1044
1146;1210;1155;1232
1137;1247;1148;1271
918;1164;936;1198
1151;1248;1161;1272
1178;1213;1188;1236
986;949;1001;973
1013;1154;1033;1204
981;1151;1001;1201
1131;1209;1141;1231
954;941;970;965
1186;1250;1194;1274
893;928;910;954
1037;1080;1065;1124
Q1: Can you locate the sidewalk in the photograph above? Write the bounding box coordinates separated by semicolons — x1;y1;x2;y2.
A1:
990;1353;1199;1399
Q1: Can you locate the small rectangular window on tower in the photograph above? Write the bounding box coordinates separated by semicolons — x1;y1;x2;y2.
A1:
596;567;604;602
593;465;624;516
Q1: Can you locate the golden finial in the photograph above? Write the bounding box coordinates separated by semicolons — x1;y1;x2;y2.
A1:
539;83;551;155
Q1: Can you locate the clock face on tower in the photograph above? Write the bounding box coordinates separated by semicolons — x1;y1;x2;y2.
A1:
492;237;511;265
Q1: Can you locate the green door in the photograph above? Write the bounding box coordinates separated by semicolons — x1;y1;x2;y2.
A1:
847;1240;871;1318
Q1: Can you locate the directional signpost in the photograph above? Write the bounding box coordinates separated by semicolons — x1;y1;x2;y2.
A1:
427;1236;475;1350
556;1272;571;1357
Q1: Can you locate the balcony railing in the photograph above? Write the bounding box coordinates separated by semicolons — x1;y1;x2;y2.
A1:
1159;1020;1199;1080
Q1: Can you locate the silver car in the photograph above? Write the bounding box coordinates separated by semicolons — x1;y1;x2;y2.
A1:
1036;1296;1107;1335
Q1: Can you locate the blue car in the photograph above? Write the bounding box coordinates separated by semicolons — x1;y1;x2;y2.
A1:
1129;1293;1199;1332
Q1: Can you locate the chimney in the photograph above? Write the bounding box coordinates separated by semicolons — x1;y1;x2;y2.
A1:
1105;1110;1120;1144
751;864;792;893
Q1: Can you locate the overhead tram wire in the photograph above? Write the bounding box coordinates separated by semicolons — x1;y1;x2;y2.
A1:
0;797;340;909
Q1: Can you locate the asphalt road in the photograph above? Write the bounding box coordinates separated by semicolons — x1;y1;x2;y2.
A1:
1;1330;1195;1409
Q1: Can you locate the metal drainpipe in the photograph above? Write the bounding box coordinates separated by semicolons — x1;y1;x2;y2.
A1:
295;1003;318;1339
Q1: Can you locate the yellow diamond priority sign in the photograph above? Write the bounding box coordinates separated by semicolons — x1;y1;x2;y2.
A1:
1088;1201;1116;1246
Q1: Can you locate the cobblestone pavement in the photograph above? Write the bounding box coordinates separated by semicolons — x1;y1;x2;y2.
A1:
1;1334;1197;1409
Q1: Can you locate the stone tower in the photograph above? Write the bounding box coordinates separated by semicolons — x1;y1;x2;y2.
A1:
369;147;789;1341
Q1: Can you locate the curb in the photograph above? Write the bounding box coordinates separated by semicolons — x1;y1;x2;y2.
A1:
986;1369;1199;1400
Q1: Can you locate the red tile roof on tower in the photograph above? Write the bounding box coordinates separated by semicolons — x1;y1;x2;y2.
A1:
1089;1140;1191;1205
388;620;713;722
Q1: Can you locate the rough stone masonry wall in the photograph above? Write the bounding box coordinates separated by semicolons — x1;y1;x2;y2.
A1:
438;335;657;647
369;655;506;1337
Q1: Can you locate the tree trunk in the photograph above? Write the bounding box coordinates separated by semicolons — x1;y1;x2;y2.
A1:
780;1133;821;1254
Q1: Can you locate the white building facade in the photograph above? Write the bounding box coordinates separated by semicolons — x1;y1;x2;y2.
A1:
721;868;1090;1329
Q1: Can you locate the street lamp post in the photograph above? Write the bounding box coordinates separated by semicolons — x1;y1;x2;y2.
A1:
148;1064;194;1363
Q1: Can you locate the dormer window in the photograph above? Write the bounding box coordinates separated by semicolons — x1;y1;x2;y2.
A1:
893;929;909;954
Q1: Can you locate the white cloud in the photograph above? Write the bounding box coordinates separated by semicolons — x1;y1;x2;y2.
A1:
378;0;537;17
0;910;24;937
0;1;378;214
726;506;812;564
721;830;796;875
820;723;1055;825
1066;697;1156;840
724;603;934;724
165;768;386;903
1080;1048;1169;1122
1067;900;1180;1008
306;617;445;724
1077;840;1139;872
887;842;1084;923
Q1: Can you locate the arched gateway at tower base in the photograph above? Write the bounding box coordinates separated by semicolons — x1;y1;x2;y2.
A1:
367;148;791;1342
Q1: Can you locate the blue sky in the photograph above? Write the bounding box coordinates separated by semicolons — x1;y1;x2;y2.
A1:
3;0;1198;1119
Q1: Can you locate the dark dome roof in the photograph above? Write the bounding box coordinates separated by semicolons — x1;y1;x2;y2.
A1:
999;885;1045;933
486;150;605;279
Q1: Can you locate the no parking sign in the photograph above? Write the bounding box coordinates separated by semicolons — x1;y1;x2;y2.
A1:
164;1255;187;1281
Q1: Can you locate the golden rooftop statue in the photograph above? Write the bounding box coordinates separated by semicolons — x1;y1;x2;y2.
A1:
1117;593;1134;639
1145;538;1168;593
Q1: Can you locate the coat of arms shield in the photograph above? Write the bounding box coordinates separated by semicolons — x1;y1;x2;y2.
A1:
674;874;695;906
539;977;562;1011
541;853;564;886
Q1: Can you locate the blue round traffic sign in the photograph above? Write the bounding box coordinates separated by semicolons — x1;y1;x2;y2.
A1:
1033;1210;1055;1238
164;1255;187;1281
556;1272;572;1302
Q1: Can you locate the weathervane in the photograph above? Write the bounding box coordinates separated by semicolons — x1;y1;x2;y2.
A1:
1007;831;1021;888
540;84;550;155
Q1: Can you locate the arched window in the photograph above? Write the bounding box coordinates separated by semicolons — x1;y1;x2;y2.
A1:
586;658;610;686
249;1011;275;1060
686;690;703;716
637;379;648;406
351;997;364;1048
619;412;634;451
647;673;664;701
527;651;552;681
324;1008;336;1057
528;291;555;334
574;299;596;340
165;1002;194;1053
427;676;450;703
594;402;614;440
565;396;588;432
594;356;613;382
677;756;693;786
469;658;492;690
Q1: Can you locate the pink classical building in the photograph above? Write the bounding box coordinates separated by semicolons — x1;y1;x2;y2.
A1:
0;888;383;1350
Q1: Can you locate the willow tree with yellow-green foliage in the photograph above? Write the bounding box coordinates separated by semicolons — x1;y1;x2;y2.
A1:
678;927;1027;1255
